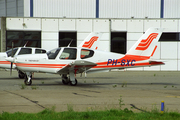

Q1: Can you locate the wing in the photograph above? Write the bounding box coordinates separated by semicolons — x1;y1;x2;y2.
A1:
57;60;97;74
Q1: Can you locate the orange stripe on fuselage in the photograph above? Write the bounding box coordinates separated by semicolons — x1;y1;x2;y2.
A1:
15;63;66;68
93;62;151;69
96;55;150;65
0;61;11;64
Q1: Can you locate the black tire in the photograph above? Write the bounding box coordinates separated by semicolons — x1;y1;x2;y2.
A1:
24;76;32;86
62;75;69;85
18;70;25;79
18;72;25;79
70;79;77;86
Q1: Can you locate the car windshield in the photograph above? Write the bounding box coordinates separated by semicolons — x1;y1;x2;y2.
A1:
6;48;18;57
46;48;61;59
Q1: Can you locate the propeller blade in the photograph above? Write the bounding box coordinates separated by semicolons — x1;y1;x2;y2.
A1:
10;42;14;75
11;42;14;57
10;62;13;75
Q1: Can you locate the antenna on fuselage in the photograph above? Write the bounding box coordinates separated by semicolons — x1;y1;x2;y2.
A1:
23;41;28;47
67;39;73;47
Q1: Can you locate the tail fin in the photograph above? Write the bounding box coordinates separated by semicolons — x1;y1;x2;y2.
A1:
78;32;102;50
126;28;163;57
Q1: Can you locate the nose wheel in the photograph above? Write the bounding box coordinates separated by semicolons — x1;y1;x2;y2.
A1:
24;72;32;85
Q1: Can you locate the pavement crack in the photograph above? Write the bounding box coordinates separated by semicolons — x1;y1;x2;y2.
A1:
72;92;92;97
4;90;45;109
82;90;101;93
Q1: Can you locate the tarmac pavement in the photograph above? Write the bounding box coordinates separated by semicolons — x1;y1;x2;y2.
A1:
0;70;180;113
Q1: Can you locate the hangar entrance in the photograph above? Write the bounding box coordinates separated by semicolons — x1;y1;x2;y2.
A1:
59;32;77;47
6;31;41;50
111;32;127;54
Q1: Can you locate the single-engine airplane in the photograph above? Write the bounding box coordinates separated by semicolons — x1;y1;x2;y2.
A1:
6;28;164;86
6;32;102;83
0;46;47;78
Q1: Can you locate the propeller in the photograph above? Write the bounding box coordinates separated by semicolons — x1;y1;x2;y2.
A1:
10;42;14;75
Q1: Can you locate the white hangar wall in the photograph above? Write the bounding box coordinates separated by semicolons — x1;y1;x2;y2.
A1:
5;17;180;71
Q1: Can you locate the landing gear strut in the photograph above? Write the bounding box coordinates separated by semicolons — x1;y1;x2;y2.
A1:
24;72;32;85
61;73;78;86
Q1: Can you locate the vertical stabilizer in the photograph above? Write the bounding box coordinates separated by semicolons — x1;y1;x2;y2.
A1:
78;32;102;50
126;28;163;57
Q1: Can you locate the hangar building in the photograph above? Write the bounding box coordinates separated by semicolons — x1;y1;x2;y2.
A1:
0;0;180;71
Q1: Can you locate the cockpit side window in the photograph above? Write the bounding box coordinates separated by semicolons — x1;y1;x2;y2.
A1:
6;48;18;57
81;49;94;59
47;48;61;59
18;48;32;55
35;49;46;54
59;48;77;60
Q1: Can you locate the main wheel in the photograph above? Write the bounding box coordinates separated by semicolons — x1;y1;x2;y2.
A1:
18;71;25;79
24;75;32;85
62;78;69;85
62;74;69;85
70;79;77;86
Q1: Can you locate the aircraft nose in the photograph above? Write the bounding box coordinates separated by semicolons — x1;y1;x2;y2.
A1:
0;53;6;59
5;57;14;63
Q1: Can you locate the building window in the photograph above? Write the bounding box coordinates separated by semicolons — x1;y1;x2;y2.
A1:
111;32;127;54
6;31;41;50
59;32;77;47
159;32;180;42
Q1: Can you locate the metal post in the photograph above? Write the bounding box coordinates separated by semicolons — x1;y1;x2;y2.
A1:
161;101;164;113
1;17;6;52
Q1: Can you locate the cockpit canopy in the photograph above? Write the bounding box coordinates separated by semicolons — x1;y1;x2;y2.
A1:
46;47;94;60
6;48;46;57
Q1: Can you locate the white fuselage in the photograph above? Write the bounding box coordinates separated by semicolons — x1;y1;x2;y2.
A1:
0;47;47;70
13;47;153;75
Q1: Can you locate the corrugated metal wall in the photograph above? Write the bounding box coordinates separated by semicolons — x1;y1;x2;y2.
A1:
0;0;24;17
164;0;180;18
33;0;96;18
99;0;160;18
0;0;6;16
1;0;180;18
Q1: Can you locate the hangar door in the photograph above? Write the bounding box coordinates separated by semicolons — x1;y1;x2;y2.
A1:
6;31;41;50
111;32;127;54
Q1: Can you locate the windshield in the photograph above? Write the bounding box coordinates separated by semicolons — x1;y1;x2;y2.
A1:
6;48;18;57
47;48;61;59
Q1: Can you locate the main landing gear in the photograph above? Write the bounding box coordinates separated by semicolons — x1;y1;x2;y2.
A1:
61;74;77;86
18;70;26;79
22;72;78;86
